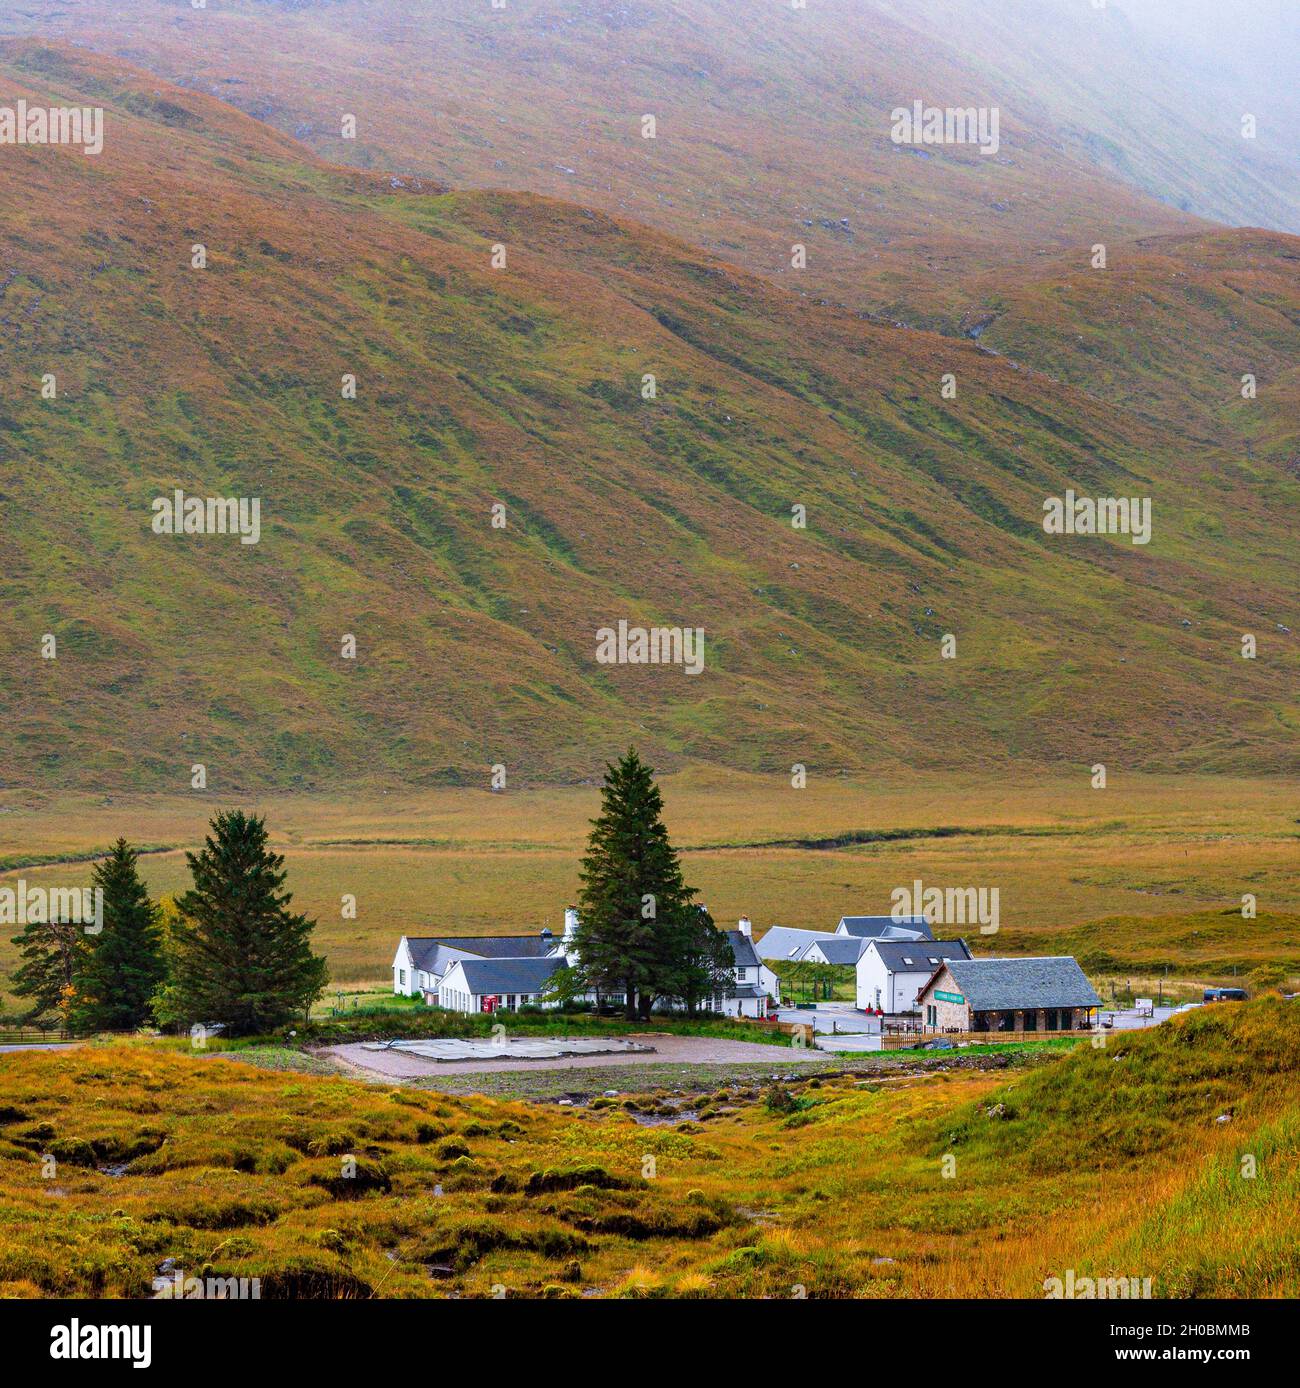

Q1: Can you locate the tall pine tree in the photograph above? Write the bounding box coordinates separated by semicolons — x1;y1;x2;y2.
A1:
573;748;700;1020
75;839;166;1032
163;811;328;1036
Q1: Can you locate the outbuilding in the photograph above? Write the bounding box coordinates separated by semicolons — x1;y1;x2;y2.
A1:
917;956;1100;1034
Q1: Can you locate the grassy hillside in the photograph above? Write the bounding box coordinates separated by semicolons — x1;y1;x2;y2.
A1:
0;999;1296;1296
9;0;1292;320
0;43;1296;795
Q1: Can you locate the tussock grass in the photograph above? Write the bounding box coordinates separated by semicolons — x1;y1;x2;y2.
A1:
1;1001;1297;1296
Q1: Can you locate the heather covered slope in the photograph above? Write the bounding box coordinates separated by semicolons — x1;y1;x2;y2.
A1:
8;0;1297;309
0;44;1296;793
0;0;1218;316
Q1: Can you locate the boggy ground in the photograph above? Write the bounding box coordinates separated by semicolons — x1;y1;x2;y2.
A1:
0;1001;1295;1298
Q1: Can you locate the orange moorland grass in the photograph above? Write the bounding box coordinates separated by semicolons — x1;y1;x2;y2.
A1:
0;1000;1296;1297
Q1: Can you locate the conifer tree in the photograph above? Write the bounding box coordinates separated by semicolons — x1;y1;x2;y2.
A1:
163;811;327;1035
74;838;166;1032
573;748;700;1020
8;916;85;1026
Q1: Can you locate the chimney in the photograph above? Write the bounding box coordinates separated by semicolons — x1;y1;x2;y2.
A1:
563;906;578;940
738;915;752;938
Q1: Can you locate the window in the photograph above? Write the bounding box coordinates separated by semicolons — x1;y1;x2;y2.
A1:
399;969;406;986
1023;1009;1038;1032
1045;1009;1059;1030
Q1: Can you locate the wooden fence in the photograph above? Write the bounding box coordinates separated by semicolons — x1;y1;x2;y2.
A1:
0;1027;88;1045
880;1028;1101;1049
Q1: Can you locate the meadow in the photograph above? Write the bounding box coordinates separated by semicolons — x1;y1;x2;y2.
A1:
3;771;1296;1007
0;999;1295;1297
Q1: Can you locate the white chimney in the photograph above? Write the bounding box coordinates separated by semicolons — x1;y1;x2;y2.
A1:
738;915;752;938
563;906;578;941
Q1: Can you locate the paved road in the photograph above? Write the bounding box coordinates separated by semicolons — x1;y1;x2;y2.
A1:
0;1042;80;1053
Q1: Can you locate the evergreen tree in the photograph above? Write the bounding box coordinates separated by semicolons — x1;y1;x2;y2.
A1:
74;839;166;1032
573;748;700;1020
8;916;85;1026
662;904;736;1016
163;811;328;1036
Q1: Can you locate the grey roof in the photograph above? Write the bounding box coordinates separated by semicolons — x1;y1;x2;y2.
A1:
923;957;1101;1011
805;937;868;966
837;915;934;941
725;984;764;1000
405;934;556;976
869;939;972;973
453;956;568;996
723;930;761;969
754;926;838;961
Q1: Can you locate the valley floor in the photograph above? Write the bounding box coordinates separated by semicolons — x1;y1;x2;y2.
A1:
3;771;1296;1000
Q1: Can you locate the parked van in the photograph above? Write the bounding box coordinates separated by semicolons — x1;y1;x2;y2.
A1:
1203;987;1248;1002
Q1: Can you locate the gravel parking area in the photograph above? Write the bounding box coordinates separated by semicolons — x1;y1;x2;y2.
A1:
327;1032;823;1079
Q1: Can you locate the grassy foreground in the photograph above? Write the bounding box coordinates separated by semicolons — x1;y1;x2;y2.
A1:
0;1001;1296;1297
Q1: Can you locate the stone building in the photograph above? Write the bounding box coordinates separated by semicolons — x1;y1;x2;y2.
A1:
917;956;1100;1034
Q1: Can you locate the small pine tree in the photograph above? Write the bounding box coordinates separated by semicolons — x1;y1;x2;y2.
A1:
8;916;86;1026
74;839;166;1032
573;748;700;1020
163;811;328;1036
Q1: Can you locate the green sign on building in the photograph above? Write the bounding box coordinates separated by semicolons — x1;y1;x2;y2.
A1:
934;990;965;1004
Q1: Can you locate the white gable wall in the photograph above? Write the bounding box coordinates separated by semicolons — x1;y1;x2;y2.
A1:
856;943;935;1013
392;937;417;996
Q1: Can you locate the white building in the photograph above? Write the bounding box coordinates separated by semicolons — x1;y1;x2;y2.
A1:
394;908;778;1017
836;915;932;941
856;937;972;1014
392;930;561;998
804;936;869;969
438;955;569;1014
707;917;773;1018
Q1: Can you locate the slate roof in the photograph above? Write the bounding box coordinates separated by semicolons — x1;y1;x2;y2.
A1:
404;934;557;977
923;957;1101;1011
869;939;972;973
723;930;761;969
805;937;868;966
754;926;838;962
452;956;569;997
837;915;934;941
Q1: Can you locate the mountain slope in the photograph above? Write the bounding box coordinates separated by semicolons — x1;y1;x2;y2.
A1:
1;0;1241;317
0;43;1296;793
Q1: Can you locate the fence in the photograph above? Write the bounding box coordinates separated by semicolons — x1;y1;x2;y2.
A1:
0;1026;87;1045
880;1028;1100;1049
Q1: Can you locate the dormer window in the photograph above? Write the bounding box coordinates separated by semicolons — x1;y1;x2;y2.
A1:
902;956;913;965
